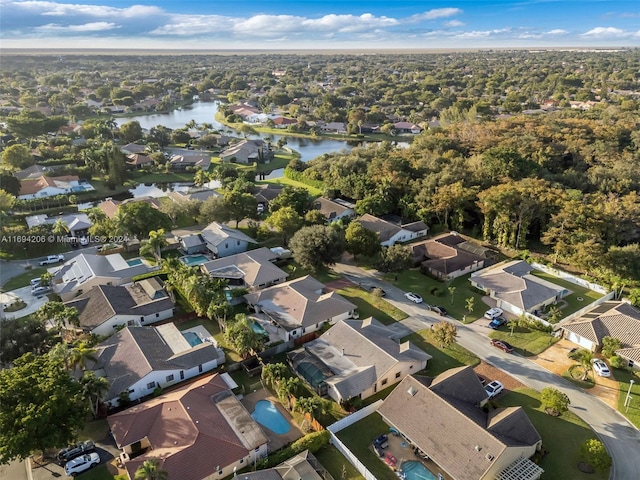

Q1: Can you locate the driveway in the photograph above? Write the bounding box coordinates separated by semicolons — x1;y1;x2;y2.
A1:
1;286;49;320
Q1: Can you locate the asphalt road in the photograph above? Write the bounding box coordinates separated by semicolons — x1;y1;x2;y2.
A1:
334;262;640;480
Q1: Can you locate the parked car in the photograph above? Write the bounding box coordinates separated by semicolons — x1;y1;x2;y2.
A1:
404;292;423;304
32;286;52;296
484;380;504;398
64;452;100;477
362;284;386;297
484;307;503;320
488;316;507;329
490;338;514;353
30;278;42;288
430;305;447;316
39;254;65;266
58;440;96;464
592;359;611;377
79;236;89;246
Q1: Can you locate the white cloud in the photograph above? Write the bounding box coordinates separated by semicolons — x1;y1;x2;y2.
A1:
14;1;162;18
582;27;640;38
547;29;568;35
443;20;465;28
455;28;511;39
410;8;463;22
35;21;117;32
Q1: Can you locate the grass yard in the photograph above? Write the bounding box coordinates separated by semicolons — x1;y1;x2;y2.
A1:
337;286;407;325
530;271;604;321
335;412;399;480
281;262;341;284
130;170;195;183
498;388;609;480
260;176;323;196
614;368;640;429
77;465;115;480
208;152;294;173
314;445;365;480
562;365;596;389
401;329;480;376
488;328;559;356
79;419;110;443
1;266;48;290
383;269;485;322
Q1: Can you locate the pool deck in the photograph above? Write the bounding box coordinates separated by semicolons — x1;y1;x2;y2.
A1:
181;325;217;346
376;432;451;480
240;388;304;452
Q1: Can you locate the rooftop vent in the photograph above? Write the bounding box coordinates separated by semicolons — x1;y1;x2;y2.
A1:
407;386;418;397
486;454;494;461
475;445;481;452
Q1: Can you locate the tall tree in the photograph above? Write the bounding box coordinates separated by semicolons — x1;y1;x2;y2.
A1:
79;371;109;419
223;190;257;227
1;144;34;170
375;245;412;274
268;186;312;216
344;221;380;259
0;353;88;463
120;121;143;143
116;202;171;239
140;229;168;263
431;321;457;348
289;225;345;271
266;206;304;245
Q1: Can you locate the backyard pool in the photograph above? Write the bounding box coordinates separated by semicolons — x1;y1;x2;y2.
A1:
250;320;268;336
182;331;203;347
401;461;438;480
179;255;210;266
127;258;143;266
251;400;290;434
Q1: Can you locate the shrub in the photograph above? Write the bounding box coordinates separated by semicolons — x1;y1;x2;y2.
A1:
579;439;612;470
255;431;330;469
609;355;626;369
540;387;570;415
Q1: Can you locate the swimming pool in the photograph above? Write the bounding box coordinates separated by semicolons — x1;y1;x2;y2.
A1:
250;320;268;336
251;400;290;434
127;258;143;266
182;331;203;347
401;461;437;480
179;255;209;266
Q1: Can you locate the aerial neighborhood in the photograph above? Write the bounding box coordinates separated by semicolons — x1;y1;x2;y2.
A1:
1;44;640;480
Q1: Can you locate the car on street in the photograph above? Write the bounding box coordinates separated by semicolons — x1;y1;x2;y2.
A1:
484;380;504;398
592;358;611;377
430;305;447;316
490;338;514;353
484;307;503;320
64;452;100;477
58;440;96;464
39;254;65;266
488;316;507;329
79;236;89;246
404;292;423;304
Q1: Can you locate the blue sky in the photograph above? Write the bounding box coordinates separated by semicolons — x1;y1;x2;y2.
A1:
1;0;639;49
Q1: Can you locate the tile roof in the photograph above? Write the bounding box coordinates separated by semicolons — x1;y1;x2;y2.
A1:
98;198;121;219
19;175;79;196
244;276;356;331
109;374;268;480
126;153;154;166
200;247;286;289
378;369;541;480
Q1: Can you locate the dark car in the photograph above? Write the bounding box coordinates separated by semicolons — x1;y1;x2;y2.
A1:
490;338;514;353
488;316;507;329
373;434;388;448
57;440;96;464
431;306;447;316
362;284;386;297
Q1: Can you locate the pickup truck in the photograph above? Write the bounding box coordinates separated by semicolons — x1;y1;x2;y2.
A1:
39;254;65;266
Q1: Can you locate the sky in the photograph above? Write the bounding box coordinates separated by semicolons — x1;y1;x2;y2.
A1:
1;0;639;50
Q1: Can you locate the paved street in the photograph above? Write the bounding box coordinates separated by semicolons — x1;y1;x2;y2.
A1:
334;261;640;480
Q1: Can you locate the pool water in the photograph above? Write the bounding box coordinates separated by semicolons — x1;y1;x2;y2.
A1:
183;331;203;347
179;255;209;266
127;258;143;266
251;400;290;434
250;320;268;336
401;461;437;480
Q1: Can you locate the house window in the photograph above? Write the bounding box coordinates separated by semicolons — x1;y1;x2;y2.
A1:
225;243;228;248
395;372;401;379
166;374;174;382
240;459;244;464
218;471;223;476
180;371;185;380
410;365;413;370
140;316;144;321
198;364;203;373
302;327;306;333
128;389;135;393
237;240;240;245
127;320;135;326
381;379;388;386
147;382;156;389
156;313;159;317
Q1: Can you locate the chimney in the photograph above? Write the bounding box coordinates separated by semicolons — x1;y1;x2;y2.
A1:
341;348;345;356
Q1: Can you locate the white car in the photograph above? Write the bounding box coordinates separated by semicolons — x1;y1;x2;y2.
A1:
404;292;423;304
79;236;89;246
39;254;65;266
591;359;611;377
484;307;504;320
484;380;504;398
64;452;100;477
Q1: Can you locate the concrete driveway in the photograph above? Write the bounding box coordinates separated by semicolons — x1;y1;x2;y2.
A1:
1;286;50;320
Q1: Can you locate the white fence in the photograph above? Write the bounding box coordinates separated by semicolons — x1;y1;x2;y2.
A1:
327;400;383;480
530;263;609;295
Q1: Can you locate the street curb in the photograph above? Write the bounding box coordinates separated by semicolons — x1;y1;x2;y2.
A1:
25;457;34;480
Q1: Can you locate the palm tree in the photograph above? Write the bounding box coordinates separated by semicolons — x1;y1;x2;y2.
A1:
572;349;594;381
134;458;168;480
69;342;98;372
52;218;69;236
80;370;109;418
139;229;168;264
48;342;73;370
193;169;210;187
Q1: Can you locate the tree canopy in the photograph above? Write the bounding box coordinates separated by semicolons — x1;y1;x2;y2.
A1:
289;225;345;271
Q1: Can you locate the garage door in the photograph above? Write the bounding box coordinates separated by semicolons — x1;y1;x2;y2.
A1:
565;331;593;349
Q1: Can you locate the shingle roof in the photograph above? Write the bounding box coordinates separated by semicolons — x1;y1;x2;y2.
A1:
200;222;257;248
378;369;541;480
419;234;485;276
109;374;268;480
313;197;354;219
200;247;286;288
356;214;401;242
244;276;355;331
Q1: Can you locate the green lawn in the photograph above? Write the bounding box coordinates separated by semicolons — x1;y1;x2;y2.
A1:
77;465;115;480
260;176;323;196
614;368;640;429
337;286;408;325
401;329;480;376
281;262;341;284
488;328;559;356
335;412;398;480
130;170;195;183
315;445;365;480
1;266;48;290
382;269;486;322
498;388;609;480
209;152;294;173
530;271;604;321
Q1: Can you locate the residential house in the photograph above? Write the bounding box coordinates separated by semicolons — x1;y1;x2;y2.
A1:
413;233;488;281
179;233;208;255
26;212;92;238
356;214;428;246
252;184;284;212
562;301;640;369
169;153;211;171
108;374;266;480
393;121;422;134
240;451;328;480
244;276;357;342
288;318;430;402
125;153;154;169
220;139;272;164
169;189;220;203
200;222;258;258
321;122;347;134
378;368;543;480
470;260;568;316
313;198;356;223
50;253;154;301
64;279;174;336
18;175;94;200
97;196;161;219
13;164;54;180
273;116;298;128
120;143;147;155
200;247;288;292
